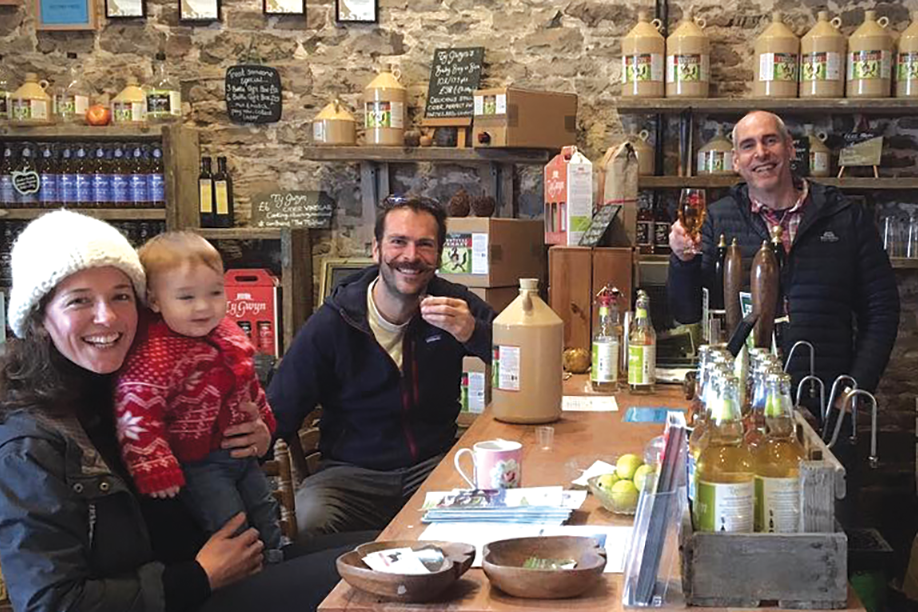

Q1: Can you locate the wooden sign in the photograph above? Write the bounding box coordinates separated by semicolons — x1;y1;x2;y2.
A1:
423;47;484;122
839;135;883;167
252;191;335;229
225;65;282;125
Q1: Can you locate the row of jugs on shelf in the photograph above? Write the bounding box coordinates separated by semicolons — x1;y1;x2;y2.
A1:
628;122;831;178
312;65;406;146
622;9;918;99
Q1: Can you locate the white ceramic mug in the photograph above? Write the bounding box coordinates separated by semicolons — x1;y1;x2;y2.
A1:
453;439;522;489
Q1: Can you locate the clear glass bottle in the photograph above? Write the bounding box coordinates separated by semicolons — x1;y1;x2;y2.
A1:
694;373;755;532
55;53;91;124
146;52;181;123
591;286;622;391
627;290;656;394
743;363;774;451
753;371;805;533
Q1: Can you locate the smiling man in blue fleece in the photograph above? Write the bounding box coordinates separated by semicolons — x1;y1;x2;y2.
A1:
268;195;495;535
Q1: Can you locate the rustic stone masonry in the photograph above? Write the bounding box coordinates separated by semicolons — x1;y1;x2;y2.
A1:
3;0;918;568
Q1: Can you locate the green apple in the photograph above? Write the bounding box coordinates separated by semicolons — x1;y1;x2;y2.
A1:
610;479;639;512
616;454;643;480
633;464;656;492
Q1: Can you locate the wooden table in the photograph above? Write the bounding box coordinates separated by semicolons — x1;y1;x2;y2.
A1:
319;380;864;612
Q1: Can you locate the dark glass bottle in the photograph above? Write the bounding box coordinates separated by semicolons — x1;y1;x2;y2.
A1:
636;193;654;254
111;144;130;207
129;144;149;208
15;145;38;208
58;145;76;207
92;144;111;208
149;145;165;207
198;156;215;227
653;197;671;255
38;143;59;208
213;156;234;228
0;144;15;207
74;145;92;208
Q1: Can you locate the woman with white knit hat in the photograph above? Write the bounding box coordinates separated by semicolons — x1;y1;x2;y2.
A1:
0;210;373;612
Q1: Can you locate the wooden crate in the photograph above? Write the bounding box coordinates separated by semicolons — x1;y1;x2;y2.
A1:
681;413;848;609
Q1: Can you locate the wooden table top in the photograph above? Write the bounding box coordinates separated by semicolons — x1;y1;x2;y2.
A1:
318;379;864;612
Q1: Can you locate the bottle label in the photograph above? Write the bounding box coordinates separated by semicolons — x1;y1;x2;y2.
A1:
591;339;620;383
147;90;179;117
666;54;709;83
699;150;733;174
848;50;891;80
215;181;229;214
695;480;754;532
60;173;76;203
92;173;111;204
40;173;58;203
113;101;146;123
462;371;487;413
758;52;798;81
493;345;520;391
622;53;663;83
810;151;829;173
199;180;213;213
0;175;15;204
687;453;696;501
130;174;147;203
56;94;89;117
754;475;800;533
112;174;129;203
898;52;918;81
75;173;92;203
636;220;652;247
365;101;404;129
628;344;655;385
150;173;165;203
74;95;89;116
654;221;670;249
801;51;841;81
11;99;49;121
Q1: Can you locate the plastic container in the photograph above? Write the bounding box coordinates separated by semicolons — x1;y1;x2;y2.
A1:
897;11;918;98
697;124;735;175
666;9;710;98
805;124;832;177
9;73;52;126
111;76;147;125
364;66;406;146
631;130;655;176
313;98;357;145
491;278;563;424
847;10;892;99
753;12;800;98
622;11;665;98
800;11;846;98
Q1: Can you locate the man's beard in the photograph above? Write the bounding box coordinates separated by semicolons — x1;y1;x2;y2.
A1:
379;257;434;299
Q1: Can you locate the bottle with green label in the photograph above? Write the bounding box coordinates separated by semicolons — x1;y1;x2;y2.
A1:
591;286;622;392
694;373;755;532
753;371;804;533
628;290;656;394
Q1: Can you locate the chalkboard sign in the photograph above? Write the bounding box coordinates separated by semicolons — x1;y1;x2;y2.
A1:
424;47;484;120
225;65;282;125
790;136;810;176
579;204;622;247
252;191;335;229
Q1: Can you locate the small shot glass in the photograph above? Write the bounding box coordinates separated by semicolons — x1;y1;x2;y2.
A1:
536;425;554;450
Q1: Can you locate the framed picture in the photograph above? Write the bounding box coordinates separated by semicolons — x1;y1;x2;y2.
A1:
263;0;302;15
35;0;96;30
318;258;373;308
335;0;376;23
105;0;144;18
179;0;219;22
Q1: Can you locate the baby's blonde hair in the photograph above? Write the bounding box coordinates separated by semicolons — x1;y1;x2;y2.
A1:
138;231;224;281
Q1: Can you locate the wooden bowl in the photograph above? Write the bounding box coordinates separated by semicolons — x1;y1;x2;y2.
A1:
336;540;475;603
482;536;606;599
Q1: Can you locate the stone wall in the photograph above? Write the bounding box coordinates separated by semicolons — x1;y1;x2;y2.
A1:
4;0;918;567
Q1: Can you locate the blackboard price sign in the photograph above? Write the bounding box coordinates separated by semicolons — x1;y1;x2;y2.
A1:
252;191;335;229
424;47;484;120
225;65;283;125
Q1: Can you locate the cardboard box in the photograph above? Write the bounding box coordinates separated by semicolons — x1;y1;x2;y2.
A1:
225;268;281;358
439;217;546;288
544;146;593;246
461;356;491;414
469;286;518;315
548;246;633;350
472;87;577;149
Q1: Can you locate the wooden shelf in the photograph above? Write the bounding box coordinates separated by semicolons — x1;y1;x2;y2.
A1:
639;176;918;190
637;253;918;269
0;208;166;221
0;124;165;140
891;257;918;269
612;97;918;115
301;145;551;164
194;227;287;241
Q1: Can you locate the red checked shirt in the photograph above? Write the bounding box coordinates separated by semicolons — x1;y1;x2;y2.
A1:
749;179;809;252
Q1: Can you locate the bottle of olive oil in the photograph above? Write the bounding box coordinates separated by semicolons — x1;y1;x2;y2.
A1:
695;373;755;532
627;290;656;394
753;371;805;533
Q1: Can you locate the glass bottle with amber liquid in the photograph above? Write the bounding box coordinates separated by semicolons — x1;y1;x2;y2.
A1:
213;156;234;228
198;156;215;227
591;287;622;392
627;290;656;394
636;193;654;254
694;373;755;532
753;371;804;533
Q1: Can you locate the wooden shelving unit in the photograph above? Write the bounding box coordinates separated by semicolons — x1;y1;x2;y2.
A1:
612;97;918;115
0;208;167;221
891;257;918;269
639;176;918;190
0;124;166;139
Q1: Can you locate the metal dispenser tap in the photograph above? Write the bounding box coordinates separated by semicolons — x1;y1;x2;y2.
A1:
837;389;879;469
785;340;816;398
823;375;858;440
795;374;825;419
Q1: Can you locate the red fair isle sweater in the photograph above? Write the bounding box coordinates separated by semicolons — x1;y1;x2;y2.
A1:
115;315;277;495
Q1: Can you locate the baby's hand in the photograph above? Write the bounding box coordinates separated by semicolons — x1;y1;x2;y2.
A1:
149;485;181;499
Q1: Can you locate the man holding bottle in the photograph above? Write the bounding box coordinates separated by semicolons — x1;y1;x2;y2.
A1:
667;110;899;401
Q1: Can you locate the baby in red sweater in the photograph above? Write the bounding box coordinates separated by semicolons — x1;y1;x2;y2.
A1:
115;231;282;561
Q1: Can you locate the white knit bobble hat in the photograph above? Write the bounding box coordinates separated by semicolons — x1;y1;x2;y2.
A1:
8;210;147;339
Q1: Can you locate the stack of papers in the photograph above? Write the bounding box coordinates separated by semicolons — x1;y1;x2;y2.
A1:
421;486;586;526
